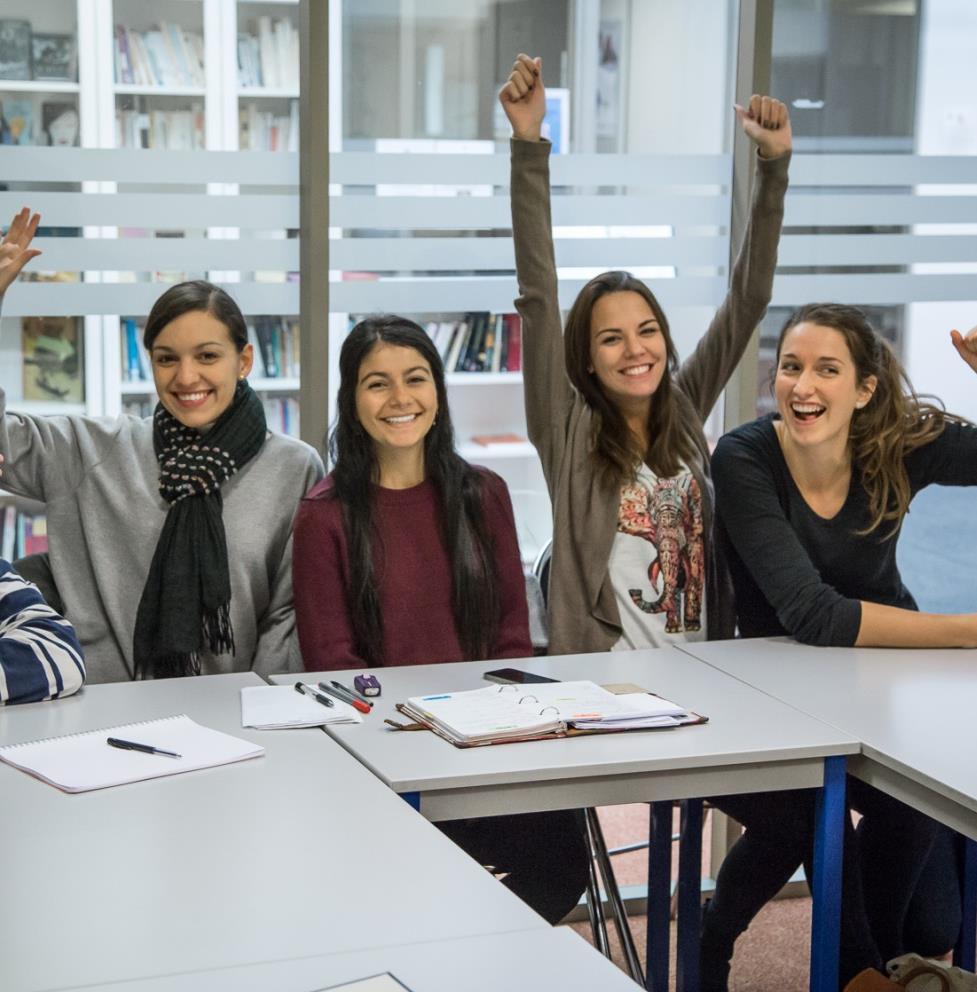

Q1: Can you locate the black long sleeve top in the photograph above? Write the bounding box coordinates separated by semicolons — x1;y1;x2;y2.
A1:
712;414;977;646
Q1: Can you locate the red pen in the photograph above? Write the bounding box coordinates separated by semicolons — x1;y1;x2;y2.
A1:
318;681;371;714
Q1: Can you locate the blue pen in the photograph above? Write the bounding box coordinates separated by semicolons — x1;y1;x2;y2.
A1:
422;694;451;701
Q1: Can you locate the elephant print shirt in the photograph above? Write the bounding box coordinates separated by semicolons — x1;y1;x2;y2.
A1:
609;464;707;650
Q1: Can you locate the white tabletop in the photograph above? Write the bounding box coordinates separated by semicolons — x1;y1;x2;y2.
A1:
0;674;544;992
274;649;859;821
678;638;977;840
51;927;637;992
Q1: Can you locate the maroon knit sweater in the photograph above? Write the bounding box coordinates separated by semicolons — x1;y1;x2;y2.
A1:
293;469;532;670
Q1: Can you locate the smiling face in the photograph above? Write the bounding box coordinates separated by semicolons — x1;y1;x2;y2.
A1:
589;290;667;416
354;343;438;464
150;310;253;430
775;321;877;453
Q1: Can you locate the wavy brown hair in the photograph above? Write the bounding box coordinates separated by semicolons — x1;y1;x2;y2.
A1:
776;303;969;537
563;271;699;486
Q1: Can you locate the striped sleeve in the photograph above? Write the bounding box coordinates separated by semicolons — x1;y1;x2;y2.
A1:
0;560;86;705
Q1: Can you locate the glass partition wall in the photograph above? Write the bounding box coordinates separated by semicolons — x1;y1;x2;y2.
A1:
329;0;742;562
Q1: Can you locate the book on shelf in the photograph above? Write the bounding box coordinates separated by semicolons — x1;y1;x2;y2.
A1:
0;98;33;145
121;318;150;383
116;104;205;150
31;33;76;82
421;313;523;374
237;16;299;92
248;317;300;379
114;23;205;88
22;315;83;403
261;397;300;438
0;505;47;561
470;433;527;447
41;101;79;146
0;19;31;81
239;99;299;152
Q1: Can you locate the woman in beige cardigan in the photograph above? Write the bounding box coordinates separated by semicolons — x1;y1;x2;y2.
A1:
500;54;791;657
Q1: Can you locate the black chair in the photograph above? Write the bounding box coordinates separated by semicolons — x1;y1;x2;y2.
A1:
12;552;64;615
532;540;644;982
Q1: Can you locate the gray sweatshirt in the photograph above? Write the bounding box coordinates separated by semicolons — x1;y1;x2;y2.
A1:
0;385;324;683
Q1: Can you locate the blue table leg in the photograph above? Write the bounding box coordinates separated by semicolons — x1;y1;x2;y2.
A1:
646;802;674;992
810;756;846;992
676;799;703;992
954;835;977;970
400;791;420;811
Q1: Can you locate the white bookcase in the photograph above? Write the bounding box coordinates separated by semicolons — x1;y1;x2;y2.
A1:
3;0;549;559
0;0;302;430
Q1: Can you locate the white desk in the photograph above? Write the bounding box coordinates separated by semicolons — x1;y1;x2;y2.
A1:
677;637;977;968
0;674;545;992
275;649;860;992
52;927;638;992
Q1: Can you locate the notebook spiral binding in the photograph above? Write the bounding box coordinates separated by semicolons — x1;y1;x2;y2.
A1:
0;714;188;751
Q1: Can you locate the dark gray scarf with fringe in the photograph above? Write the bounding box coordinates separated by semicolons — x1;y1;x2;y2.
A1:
133;381;266;679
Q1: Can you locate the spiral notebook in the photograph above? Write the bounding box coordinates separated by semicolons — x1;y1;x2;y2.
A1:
0;714;264;793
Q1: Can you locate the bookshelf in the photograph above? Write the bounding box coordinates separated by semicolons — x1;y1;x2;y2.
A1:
5;0;546;552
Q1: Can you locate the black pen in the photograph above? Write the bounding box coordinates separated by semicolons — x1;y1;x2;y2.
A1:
330;679;373;707
107;737;181;758
318;681;371;713
295;681;334;708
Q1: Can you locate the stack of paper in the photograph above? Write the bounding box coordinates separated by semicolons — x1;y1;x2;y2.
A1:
401;680;695;746
241;685;363;729
519;681;692;730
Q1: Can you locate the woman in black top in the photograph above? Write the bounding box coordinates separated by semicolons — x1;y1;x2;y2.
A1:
705;304;977;991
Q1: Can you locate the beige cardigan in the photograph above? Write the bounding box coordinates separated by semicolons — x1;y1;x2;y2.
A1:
511;138;790;655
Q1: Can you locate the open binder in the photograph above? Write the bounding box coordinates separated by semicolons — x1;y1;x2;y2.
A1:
393;680;706;748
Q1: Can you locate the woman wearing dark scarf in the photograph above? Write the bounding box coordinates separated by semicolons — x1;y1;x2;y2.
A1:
0;208;323;682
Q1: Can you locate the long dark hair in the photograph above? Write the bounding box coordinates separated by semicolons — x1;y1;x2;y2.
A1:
329;314;501;665
776;303;969;536
143;280;248;351
563;271;699;486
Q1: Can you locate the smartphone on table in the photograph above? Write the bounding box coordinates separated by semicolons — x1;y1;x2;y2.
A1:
483;668;559;685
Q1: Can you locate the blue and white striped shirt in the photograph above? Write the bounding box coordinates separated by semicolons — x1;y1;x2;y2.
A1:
0;559;85;705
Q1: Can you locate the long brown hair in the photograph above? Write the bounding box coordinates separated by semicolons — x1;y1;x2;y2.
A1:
776;303;969;537
329;315;500;665
563;270;698;486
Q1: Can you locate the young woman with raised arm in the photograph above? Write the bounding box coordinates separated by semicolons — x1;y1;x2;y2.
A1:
292;314;590;924
499;53;791;656
707;304;977;991
0;208;323;684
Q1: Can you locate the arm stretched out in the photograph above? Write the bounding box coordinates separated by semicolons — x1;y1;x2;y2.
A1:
501;55;575;486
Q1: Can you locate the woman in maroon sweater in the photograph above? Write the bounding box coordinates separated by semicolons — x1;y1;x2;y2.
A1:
292;314;589;924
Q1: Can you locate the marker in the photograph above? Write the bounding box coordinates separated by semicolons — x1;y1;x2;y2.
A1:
295;681;334;708
107;737;181;758
317;681;371;714
331;679;373;707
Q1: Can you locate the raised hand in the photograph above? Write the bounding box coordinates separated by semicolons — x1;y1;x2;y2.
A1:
0;207;42;298
950;325;977;374
499;53;545;142
734;95;792;160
